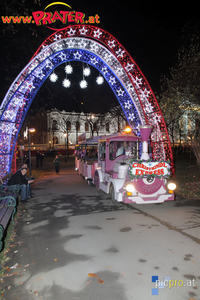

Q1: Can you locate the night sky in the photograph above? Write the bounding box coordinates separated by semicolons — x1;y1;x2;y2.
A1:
0;0;200;114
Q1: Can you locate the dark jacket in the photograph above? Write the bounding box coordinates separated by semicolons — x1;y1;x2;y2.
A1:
54;158;60;166
8;170;28;186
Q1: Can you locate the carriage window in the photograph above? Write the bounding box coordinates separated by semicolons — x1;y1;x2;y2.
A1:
99;142;106;160
85;146;98;161
109;141;137;160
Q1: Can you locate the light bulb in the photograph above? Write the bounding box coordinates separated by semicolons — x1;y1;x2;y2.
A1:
80;79;88;89
62;78;71;88
65;64;73;74
96;75;104;85
83;66;91;76
49;72;58;82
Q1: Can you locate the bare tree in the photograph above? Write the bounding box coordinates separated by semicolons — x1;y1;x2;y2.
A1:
79;113;106;137
106;105;127;132
50;110;72;158
159;26;200;146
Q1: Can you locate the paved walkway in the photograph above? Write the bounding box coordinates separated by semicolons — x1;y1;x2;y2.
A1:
1;156;200;300
2;157;130;300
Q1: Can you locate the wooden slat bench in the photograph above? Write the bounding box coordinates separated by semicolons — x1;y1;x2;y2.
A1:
0;172;19;251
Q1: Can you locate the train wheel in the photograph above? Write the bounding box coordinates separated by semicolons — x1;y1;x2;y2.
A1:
110;184;118;205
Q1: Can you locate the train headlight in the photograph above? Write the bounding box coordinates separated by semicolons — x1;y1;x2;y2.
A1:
167;182;176;192
125;183;135;193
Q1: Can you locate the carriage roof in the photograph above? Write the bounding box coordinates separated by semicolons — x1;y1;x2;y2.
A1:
78;132;140;145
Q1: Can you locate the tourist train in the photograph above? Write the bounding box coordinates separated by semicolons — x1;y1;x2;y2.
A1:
75;126;176;204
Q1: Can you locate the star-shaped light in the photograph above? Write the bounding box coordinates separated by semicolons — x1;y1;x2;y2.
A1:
144;102;154;113
46;61;53;69
93;29;102;38
24;81;35;92
54;34;62;41
116;88;124;97
78;39;87;48
134;76;143;88
128;113;135;121
54;43;63;51
116;67;123;76
67;27;76;36
90;57;98;65
66;39;76;48
140;88;151;101
101;66;108;75
58;52;66;61
152;114;162;123
36;71;45;80
73;51;82;59
90;43;99;52
109;76;116;85
104;53;112;62
107;40;115;48
79;26;88;35
116;48;125;58
124;101;132;109
125;63;134;72
126;83;134;92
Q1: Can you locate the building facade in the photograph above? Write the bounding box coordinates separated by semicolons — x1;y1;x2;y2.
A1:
22;105;200;151
47;109;127;146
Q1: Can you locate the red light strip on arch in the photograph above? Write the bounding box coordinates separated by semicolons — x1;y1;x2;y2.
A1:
0;25;174;176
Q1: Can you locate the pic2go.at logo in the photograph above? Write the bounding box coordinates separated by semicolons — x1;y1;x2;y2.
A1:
32;2;100;30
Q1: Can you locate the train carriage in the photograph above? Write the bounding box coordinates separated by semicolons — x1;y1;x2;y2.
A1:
75;135;99;183
75;126;176;204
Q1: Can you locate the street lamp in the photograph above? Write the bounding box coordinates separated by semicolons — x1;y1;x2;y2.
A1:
64;133;67;162
89;114;95;137
125;127;132;133
28;128;35;176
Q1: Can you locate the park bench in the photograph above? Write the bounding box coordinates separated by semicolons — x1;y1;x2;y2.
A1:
0;172;19;251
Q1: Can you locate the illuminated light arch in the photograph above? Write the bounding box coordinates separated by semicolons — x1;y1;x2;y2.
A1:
0;25;173;176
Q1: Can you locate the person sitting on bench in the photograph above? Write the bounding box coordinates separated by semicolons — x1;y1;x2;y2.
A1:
8;166;34;201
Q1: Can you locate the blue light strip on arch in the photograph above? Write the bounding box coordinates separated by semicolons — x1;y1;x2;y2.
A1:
0;48;141;175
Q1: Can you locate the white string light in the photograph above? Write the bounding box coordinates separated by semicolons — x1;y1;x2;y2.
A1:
49;63;104;87
49;72;58;82
96;75;104;85
62;78;71;88
80;63;88;88
83;65;91;76
65;64;73;74
80;79;88;89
